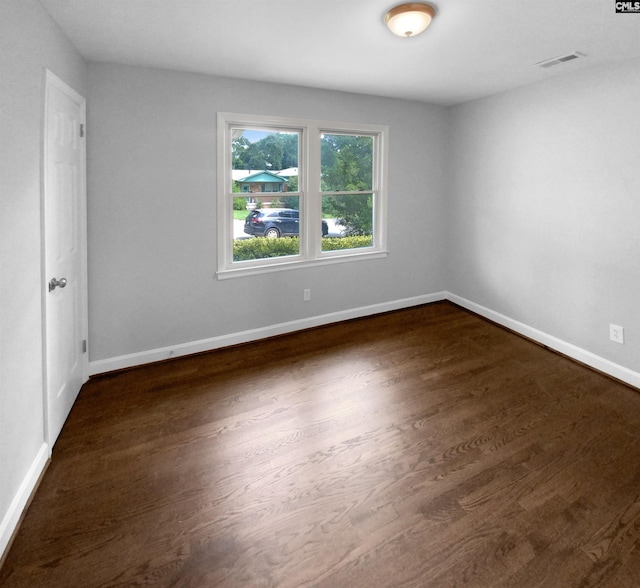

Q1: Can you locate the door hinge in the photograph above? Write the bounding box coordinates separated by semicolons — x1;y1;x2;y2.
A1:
82;339;87;354
80;123;85;138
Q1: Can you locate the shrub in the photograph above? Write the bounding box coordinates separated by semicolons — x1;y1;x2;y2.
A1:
281;195;299;209
233;237;300;261
233;197;246;211
233;235;373;261
321;235;373;250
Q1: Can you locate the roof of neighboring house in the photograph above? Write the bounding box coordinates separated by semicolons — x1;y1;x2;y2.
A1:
232;169;299;181
276;167;298;177
236;170;288;184
232;169;263;181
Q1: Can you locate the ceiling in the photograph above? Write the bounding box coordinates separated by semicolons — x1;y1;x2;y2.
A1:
39;0;640;106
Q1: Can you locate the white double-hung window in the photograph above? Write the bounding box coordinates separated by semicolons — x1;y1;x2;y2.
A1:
216;112;388;278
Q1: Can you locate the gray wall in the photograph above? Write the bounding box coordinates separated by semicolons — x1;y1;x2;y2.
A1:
0;0;86;555
447;58;640;373
86;64;449;362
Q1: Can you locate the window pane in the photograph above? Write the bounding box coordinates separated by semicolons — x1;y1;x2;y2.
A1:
321;134;373;192
233;197;301;261
232;129;298;195
322;194;374;251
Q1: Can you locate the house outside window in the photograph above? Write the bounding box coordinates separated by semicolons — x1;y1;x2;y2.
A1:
236;171;287;194
217;112;388;278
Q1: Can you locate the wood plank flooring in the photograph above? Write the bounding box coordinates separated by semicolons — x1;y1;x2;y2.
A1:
3;301;640;587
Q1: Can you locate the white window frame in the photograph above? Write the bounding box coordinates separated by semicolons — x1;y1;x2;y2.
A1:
217;112;388;279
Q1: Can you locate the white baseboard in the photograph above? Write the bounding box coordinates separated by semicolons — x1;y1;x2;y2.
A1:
447;292;640;390
89;292;447;375
0;443;49;562
89;290;639;390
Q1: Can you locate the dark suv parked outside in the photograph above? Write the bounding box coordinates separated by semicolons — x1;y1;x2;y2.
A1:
244;208;329;238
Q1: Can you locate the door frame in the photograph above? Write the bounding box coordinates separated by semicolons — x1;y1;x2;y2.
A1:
41;69;89;453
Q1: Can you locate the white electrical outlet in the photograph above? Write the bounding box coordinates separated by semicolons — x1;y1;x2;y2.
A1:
303;288;311;302
610;324;624;344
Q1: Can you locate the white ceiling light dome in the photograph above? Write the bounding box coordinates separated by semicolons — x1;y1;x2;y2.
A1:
385;2;436;38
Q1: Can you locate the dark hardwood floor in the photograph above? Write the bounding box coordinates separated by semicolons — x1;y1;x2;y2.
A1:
3;301;640;587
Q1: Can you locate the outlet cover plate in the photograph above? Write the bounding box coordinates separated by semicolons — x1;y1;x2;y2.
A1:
610;324;624;344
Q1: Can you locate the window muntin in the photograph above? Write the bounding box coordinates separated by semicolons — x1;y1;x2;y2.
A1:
217;113;387;277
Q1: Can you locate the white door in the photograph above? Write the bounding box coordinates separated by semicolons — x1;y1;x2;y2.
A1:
44;71;88;449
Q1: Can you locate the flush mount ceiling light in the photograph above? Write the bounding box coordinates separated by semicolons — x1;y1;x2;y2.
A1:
385;2;436;37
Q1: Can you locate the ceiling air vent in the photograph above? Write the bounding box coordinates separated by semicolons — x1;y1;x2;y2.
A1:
536;52;585;69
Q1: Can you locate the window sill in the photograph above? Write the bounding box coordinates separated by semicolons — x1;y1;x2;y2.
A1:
217;249;388;280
